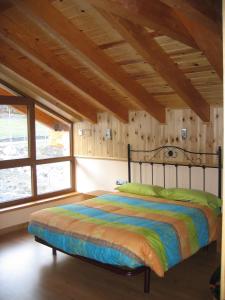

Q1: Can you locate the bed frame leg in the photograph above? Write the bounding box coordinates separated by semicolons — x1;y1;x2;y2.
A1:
52;248;57;256
144;267;151;293
204;245;209;252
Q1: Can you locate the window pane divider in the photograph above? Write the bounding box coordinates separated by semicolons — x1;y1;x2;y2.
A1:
0;158;32;169
0;96;75;208
0;96;32;105
29;101;37;197
36;156;73;165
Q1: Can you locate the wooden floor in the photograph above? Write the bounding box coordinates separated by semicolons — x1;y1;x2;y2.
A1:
0;229;219;300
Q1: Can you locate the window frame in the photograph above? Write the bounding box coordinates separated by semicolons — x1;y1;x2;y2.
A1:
0;95;75;208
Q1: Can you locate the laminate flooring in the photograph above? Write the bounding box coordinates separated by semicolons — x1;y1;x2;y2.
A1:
0;229;219;300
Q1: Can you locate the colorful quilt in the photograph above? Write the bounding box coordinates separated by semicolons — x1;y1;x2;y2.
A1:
28;192;219;277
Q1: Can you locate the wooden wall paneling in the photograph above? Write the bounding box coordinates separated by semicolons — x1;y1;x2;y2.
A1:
92;119;98;157
104;115;110;157
99;114;106;157
87;123;93;157
74;123;80;155
213;107;223;165
74;107;223;166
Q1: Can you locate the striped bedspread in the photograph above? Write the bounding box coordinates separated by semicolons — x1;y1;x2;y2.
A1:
28;192;218;277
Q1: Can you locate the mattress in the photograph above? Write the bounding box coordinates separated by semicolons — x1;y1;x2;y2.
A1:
28;192;219;277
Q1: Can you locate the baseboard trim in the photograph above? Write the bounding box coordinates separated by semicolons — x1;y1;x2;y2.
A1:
0;222;28;236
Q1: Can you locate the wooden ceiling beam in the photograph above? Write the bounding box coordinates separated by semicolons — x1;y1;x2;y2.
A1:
159;0;222;79
98;40;126;50
89;1;222;78
0;73;82;122
87;0;197;48
99;12;210;121
159;0;222;35
0;37;98;123
8;0;165;123
175;12;222;79
0;11;129;123
0;87;69;130
0;0;11;12
0;86;12;96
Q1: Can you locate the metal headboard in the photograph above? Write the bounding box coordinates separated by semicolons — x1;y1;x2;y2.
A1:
127;144;222;198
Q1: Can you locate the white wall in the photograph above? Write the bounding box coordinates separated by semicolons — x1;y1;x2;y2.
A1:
76;157;219;195
76;158;128;192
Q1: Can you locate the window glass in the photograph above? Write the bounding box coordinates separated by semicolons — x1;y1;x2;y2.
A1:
0;105;28;160
0;98;73;207
0;166;32;203
35;106;70;159
37;161;71;195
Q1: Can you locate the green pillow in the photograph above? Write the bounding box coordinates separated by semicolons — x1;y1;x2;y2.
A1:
159;188;222;212
115;183;163;197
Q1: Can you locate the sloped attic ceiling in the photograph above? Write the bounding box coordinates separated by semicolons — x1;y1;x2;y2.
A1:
0;0;222;123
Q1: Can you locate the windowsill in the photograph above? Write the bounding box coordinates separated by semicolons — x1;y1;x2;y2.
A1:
0;192;81;214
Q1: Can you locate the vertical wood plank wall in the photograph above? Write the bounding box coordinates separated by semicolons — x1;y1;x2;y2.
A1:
74;107;223;163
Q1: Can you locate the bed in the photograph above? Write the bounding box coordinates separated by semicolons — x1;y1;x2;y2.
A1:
28;145;222;293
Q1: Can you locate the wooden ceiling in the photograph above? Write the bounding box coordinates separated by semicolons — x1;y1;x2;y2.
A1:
0;0;222;123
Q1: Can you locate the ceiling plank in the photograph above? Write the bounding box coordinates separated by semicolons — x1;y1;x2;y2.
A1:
0;86;12;96
87;0;197;48
158;0;222;78
0;11;129;123
175;12;222;79
0;87;70;130
0;72;82;122
0;37;98;123
9;0;166;123
98;12;210;122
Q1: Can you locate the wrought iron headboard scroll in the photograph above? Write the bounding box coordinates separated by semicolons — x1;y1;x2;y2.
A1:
127;144;222;198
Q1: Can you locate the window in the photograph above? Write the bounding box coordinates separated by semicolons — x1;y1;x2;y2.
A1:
0;166;32;202
0;96;75;208
0;105;29;160
36;161;71;195
35;106;70;159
